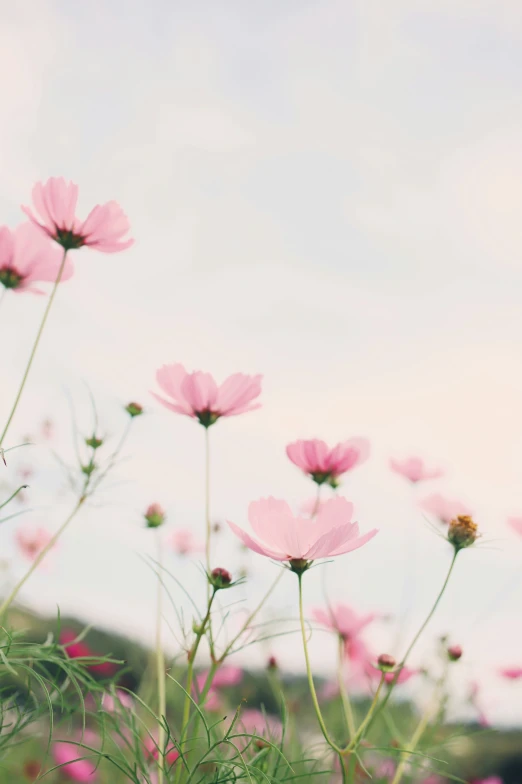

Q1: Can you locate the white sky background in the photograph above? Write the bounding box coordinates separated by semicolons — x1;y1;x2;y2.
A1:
0;0;522;724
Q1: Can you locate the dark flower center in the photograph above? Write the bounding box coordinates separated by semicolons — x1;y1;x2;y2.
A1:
55;227;85;250
0;266;23;289
196;410;221;428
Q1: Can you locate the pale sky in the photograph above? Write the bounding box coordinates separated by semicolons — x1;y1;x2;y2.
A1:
0;0;522;725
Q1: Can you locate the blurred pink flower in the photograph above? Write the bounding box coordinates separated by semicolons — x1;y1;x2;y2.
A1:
390;456;443;483
508;517;522;536
236;709;282;745
299;498;329;515
60;630;116;677
471;779;503;784
102;690;134;712
312;604;377;642
499;667;522;680
41;418;54;440
144;733;179;767
382;665;419;685
419;493;472;524
469;681;490;727
286;438;369;486
195;665;243;711
52;731;99;782
23;177;133;253
170;528;204;556
0;222;73;294
228;497;377;564
152;363;262;427
15;526;54;561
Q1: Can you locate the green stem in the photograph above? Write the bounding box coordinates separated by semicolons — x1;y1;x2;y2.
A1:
338;636;356;739
156;534;166;784
298;574;342;754
362;550;459;741
178;592;216;749
346;674;385;752
204;427;211;576
389;702;433;784
0;493;85;619
221;570;284;657
0;249;68;446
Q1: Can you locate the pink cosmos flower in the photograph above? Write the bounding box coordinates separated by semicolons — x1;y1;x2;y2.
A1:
236;709;283;745
321;638;375;699
508;517;522;536
15;526;54;561
170;528;204;556
381;665;419;685
228;497;377;566
195;665;243;710
499;667;522;680
419;493;472;524
152;363;262;427
286;438;370;487
0;222;73;294
102;690;134;712
390;456;443;483
52;731;99;782
60;630;116;677
144;734;179;767
22;177;133;253
312;604;377;641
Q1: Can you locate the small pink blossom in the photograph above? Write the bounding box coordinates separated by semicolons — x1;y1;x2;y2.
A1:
0;222;73;294
499;667;522;680
170;529;204;556
508;517;522;536
144;733;179;767
390;456;443;483
23;177;133;253
152;363;262;427
228;497;377;565
286;438;369;486
52;731;99;782
15;526;54;561
419;493;472;524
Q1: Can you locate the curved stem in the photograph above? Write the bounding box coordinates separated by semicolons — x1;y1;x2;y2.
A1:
156;533;166;784
298;574;341;754
0;249;68;446
345;674;385;751
337;637;356;739
0;493;85;618
363;550;459;740
389;702;433;784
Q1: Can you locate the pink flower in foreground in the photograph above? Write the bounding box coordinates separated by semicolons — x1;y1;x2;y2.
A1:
499;667;522;680
152;363;262;427
170;528;204;556
286;438;370;487
390;456;443;483
23;177;133;253
508;517;522;536
52;731;99;781
0;223;73;294
419;493;471;524
227;497;377;568
15;526;54;561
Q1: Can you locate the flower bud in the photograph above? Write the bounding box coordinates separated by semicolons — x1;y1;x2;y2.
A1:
144;503;165;528
81;462;96;476
377;653;396;672
448;515;478;550
209;567;232;590
125;402;143;418
267;656;278;671
85;435;103;449
448;644;463;662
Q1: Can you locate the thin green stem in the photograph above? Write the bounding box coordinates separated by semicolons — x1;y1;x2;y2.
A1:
389;701;433;784
221;570;284;657
0;485;28;511
156;533;166;784
0;494;85;619
0;248;68;446
345;674;385;751
298;574;341;754
337;636;356;739
362;550;459;741
204;426;211;575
